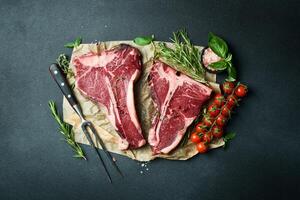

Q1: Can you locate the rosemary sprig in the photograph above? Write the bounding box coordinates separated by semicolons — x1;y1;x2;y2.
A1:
56;54;74;78
179;108;207;147
48;101;86;160
156;29;206;83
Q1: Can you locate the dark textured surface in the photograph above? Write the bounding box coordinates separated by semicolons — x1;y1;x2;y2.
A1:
0;0;299;199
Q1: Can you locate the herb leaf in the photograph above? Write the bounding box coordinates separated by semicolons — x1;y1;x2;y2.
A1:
223;132;236;141
225;53;232;62
64;37;82;48
74;37;82;47
48;101;86;160
208;32;228;58
209;60;229;70
226;64;237;82
133;35;154;46
223;132;236;149
64;42;75;48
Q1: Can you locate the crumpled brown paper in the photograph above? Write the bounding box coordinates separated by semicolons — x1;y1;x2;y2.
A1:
63;41;224;161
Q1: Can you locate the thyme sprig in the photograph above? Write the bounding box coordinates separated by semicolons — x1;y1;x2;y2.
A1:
48;101;86;160
56;54;75;89
56;54;74;78
157;29;206;83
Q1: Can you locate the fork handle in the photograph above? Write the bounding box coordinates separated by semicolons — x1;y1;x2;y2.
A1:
49;63;78;107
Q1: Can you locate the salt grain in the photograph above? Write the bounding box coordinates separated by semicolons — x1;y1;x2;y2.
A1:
137;161;150;175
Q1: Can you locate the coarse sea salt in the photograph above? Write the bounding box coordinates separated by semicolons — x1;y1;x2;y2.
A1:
138;161;150;174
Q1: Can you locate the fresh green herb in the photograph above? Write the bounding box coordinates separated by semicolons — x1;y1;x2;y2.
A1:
157;29;206;83
208;32;228;58
225;53;232;62
223;132;236;149
209;60;229;70
226;64;237;82
56;54;74;78
207;32;237;82
180;107;207;147
48;101;86;160
133;35;154;46
64;37;82;48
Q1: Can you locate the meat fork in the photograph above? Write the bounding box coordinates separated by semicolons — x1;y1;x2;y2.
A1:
49;63;123;183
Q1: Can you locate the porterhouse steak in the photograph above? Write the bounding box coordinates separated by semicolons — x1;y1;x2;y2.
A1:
73;44;146;149
148;61;212;154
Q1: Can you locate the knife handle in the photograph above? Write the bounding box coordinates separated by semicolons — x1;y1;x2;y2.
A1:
49;63;78;107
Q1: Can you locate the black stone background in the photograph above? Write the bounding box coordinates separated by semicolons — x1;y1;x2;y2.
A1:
0;0;299;199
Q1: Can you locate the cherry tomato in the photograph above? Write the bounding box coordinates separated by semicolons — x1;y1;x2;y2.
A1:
203;132;212;143
235;84;248;97
221;106;231;117
222;81;235;95
211;125;224;138
213;93;225;107
216;115;227;127
203;116;213;127
227;95;238;109
197;142;208;153
208;104;220;118
190;132;202;143
195;122;207;132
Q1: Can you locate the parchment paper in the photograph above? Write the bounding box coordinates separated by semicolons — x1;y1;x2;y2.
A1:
63;41;224;161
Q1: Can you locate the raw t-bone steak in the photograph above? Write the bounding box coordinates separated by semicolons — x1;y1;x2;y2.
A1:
148;61;212;154
73;44;146;149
